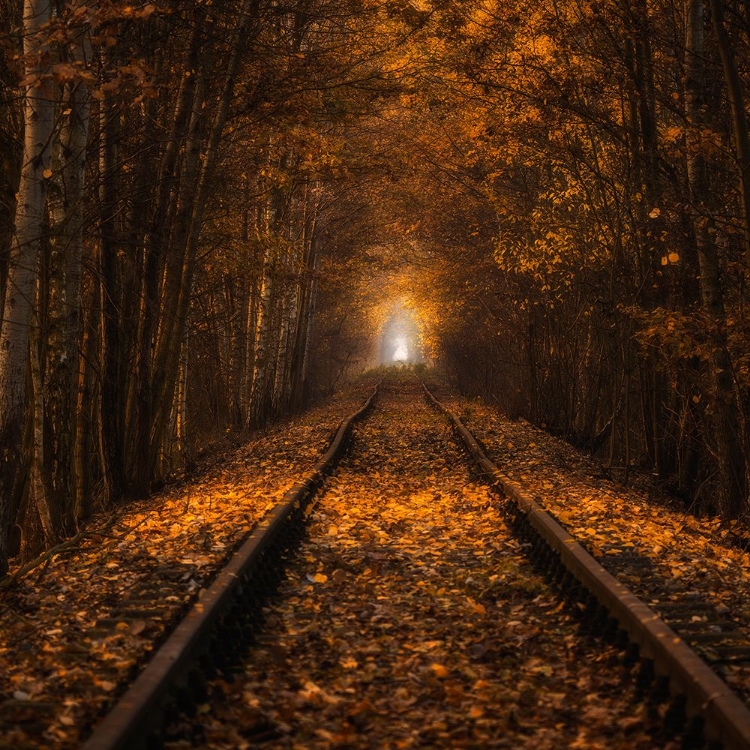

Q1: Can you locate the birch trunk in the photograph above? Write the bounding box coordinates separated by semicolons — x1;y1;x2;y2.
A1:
249;243;276;428
0;0;55;576
300;246;321;396
242;272;260;426
273;276;294;412
289;192;319;410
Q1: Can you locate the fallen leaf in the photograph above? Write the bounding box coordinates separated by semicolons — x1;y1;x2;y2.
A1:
129;620;147;636
430;663;449;678
467;598;486;615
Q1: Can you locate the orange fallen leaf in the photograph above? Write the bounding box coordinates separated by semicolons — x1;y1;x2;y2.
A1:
467;598;486;615
430;663;449;678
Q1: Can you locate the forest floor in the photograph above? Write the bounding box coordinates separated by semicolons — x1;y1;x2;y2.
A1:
0;377;377;748
1;369;749;748
427;377;750;700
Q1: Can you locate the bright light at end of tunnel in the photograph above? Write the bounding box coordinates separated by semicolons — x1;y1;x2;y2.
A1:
379;304;423;365
393;337;409;361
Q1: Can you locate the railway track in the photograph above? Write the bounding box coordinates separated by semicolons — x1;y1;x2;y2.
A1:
79;375;750;749
422;381;750;750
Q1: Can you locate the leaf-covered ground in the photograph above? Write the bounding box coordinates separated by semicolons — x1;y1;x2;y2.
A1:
167;375;665;749
0;378;377;749
427;377;750;699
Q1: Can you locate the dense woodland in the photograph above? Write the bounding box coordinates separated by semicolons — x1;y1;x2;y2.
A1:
1;0;750;575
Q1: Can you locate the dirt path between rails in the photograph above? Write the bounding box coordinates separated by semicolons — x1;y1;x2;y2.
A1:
168;375;667;749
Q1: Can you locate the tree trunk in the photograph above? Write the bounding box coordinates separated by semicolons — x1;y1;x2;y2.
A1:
289;191;319;410
242;272;260;425
125;10;207;495
147;66;209;481
0;0;55;576
98;85;125;505
76;278;98;522
28;291;56;553
46;32;92;534
709;0;750;268
249;233;276;428
685;0;747;517
149;0;257;469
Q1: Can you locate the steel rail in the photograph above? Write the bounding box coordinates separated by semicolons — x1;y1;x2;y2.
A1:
422;380;750;750
83;384;380;750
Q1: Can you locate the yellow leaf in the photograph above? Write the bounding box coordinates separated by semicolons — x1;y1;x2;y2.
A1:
668;252;680;263
649;207;661;218
43;169;52;179
340;657;358;669
312;572;328;583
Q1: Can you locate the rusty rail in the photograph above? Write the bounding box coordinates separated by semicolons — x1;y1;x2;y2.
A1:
422;380;750;750
83;384;379;750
